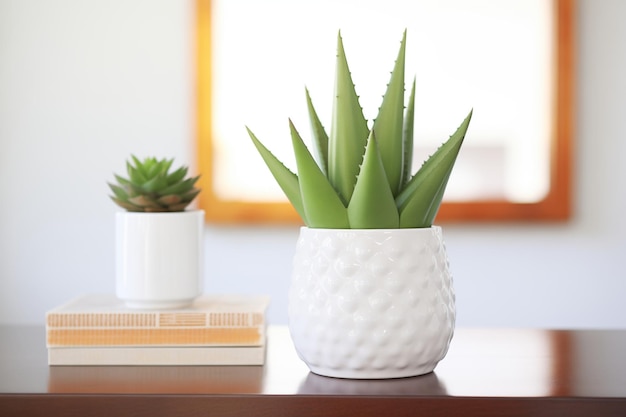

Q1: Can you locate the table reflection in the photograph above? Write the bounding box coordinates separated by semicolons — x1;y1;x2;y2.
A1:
434;329;555;396
569;330;626;397
41;327;626;398
298;371;447;396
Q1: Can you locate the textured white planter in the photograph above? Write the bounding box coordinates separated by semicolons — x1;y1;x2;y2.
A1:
289;226;455;379
115;210;204;309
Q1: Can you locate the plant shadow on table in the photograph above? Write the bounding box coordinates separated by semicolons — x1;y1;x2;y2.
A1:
298;371;447;395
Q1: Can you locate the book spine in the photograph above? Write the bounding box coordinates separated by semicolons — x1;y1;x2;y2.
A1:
47;345;266;366
46;311;265;328
48;364;265;393
46;326;266;347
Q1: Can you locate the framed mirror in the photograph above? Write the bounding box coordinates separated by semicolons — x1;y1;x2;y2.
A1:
196;0;573;224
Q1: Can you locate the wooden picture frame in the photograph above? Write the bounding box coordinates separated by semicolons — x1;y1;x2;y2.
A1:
196;0;573;224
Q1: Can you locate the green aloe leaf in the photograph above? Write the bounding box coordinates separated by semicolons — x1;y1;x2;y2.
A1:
160;158;174;175
305;88;329;175
397;109;473;227
144;159;167;178
246;31;472;229
108;183;129;200
347;131;399;229
132;155;158;178
372;30;407;196
180;188;202;203
130;154;144;172
246;127;308;223
123;182;143;198
402;77;416;189
142;175;168;193
110;156;201;212
329;32;369;205
127;161;146;184
167;166;189;185
421;169;453;226
114;174;130;186
160;176;199;196
400;167;453;228
290;120;349;228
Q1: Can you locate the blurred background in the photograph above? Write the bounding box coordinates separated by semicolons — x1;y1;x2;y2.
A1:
1;0;625;328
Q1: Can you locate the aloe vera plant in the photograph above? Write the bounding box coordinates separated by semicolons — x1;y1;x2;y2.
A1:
247;31;472;229
109;156;201;212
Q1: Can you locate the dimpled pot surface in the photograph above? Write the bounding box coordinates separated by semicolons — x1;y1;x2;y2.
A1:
288;227;455;379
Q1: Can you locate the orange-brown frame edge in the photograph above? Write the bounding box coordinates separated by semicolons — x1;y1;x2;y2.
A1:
196;0;574;225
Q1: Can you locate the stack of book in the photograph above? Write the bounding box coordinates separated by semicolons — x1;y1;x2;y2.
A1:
45;294;270;366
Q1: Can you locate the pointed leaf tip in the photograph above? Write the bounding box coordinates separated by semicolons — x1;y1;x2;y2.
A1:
246;126;308;223
396;109;473;227
290;120;349;228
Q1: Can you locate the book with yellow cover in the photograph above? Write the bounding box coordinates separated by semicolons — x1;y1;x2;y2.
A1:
46;294;270;348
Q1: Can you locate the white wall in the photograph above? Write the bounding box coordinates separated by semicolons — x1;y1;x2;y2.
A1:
1;0;625;328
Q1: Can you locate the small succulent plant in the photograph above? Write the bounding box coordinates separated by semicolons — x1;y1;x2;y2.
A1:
247;31;472;229
109;156;200;212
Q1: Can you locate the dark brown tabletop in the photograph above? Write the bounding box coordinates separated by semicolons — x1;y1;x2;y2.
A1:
1;325;625;416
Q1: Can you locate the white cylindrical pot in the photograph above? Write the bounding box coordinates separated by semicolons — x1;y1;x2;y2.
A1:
288;226;455;379
116;210;204;309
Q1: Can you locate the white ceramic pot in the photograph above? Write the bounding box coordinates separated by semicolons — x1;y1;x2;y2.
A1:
115;210;204;309
288;226;455;379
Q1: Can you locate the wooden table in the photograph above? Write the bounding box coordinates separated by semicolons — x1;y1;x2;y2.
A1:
1;325;625;416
